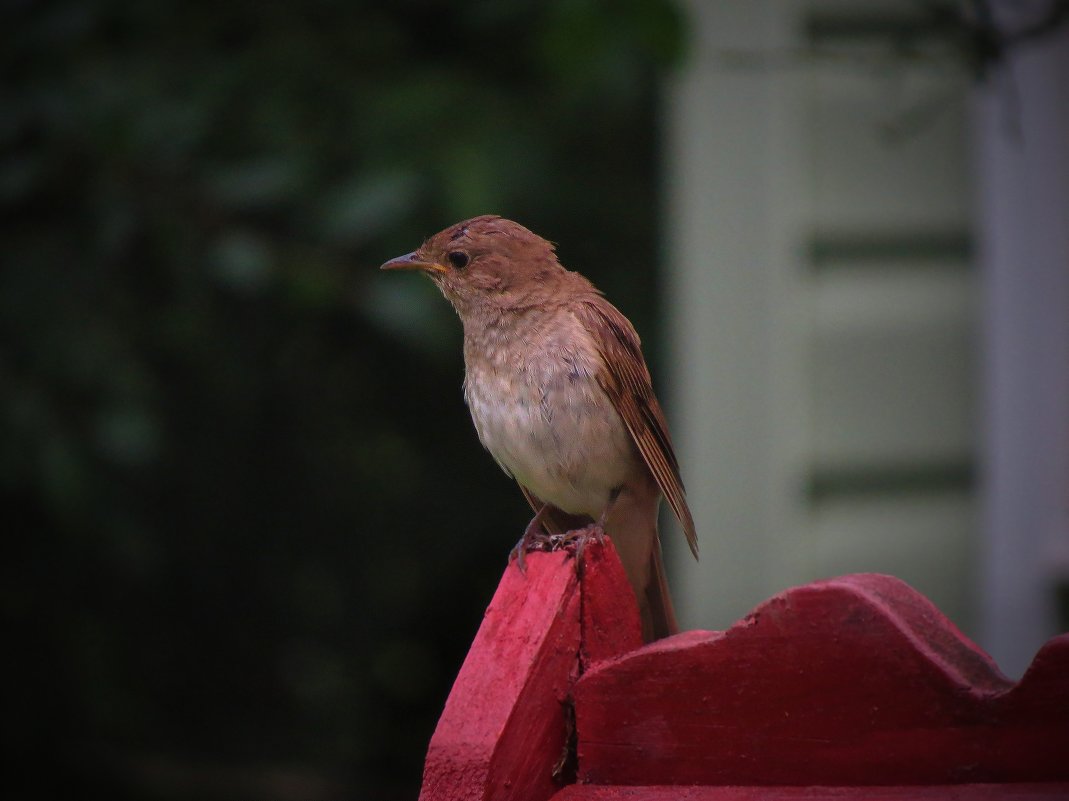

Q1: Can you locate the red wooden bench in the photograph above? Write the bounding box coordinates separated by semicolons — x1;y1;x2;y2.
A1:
418;540;1069;800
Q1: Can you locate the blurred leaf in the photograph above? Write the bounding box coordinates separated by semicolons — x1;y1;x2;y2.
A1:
360;272;457;357
212;231;275;293
0;154;42;203
94;405;159;466
2;0;679;797
319;171;423;245
209;159;305;210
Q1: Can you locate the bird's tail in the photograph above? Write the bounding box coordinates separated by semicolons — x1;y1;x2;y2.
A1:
641;537;679;641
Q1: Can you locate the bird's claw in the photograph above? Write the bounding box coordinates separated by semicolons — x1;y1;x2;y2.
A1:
548;524;605;557
541;523;606;568
510;522;606;573
510;520;555;573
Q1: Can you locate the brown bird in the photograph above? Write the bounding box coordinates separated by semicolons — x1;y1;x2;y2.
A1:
381;215;698;640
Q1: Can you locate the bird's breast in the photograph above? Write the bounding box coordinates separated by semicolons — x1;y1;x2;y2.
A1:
461;316;639;517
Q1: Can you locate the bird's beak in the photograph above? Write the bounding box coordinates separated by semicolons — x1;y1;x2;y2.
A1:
380;251;447;273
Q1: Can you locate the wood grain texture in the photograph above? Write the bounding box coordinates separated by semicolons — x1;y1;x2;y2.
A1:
572;573;1069;787
417;550;580;801
578;538;644;667
418;540;640;801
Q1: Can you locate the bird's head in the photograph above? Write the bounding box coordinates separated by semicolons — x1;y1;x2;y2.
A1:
380;215;567;315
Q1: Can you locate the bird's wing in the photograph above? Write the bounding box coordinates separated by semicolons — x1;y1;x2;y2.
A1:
575;295;699;559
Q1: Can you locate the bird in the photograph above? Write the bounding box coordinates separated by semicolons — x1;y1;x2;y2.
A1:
381;215;698;640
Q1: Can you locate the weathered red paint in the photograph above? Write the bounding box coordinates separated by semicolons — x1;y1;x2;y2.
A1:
417;540;639;801
573;574;1069;787
551;785;1069;800
418;540;1069;800
578;540;643;667
417;549;578;801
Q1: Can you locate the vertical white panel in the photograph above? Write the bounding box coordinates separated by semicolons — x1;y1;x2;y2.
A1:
664;1;797;628
666;0;982;636
973;20;1069;676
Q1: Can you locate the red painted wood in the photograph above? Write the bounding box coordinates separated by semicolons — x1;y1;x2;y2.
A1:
418;541;1069;798
578;541;643;667
417;550;579;801
550;784;1069;800
572;573;1069;787
418;540;640;801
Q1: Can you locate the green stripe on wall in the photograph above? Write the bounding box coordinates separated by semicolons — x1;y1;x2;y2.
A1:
807;230;972;270
806;460;975;504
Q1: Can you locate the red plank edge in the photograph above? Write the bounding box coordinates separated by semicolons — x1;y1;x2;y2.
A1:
551;784;1069;800
418;538;1069;799
573;574;1069;786
418;539;639;801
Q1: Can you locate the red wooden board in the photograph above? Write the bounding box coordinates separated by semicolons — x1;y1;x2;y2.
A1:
550;784;1069;800
418;539;1069;799
418;541;639;801
573;573;1069;787
578;540;643;667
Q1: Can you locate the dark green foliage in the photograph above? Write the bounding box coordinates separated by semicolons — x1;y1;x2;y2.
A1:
1;1;683;797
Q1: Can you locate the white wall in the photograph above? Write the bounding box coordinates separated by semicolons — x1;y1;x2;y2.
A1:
666;0;1068;677
973;12;1069;677
665;0;980;641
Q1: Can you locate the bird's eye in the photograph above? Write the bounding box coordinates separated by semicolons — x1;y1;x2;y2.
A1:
447;251;469;269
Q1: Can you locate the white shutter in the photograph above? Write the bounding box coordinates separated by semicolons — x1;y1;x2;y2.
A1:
666;0;978;633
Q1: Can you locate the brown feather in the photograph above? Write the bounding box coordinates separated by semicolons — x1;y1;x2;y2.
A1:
645;538;680;640
575;295;699;560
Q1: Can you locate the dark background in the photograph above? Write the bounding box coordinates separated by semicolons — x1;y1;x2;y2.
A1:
2;1;685;798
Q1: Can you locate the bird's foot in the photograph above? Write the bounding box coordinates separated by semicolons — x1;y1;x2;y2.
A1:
510;520;607;573
509;515;556;573
546;523;606;563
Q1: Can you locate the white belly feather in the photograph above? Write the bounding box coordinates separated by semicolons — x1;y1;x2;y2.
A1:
462;315;637;518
